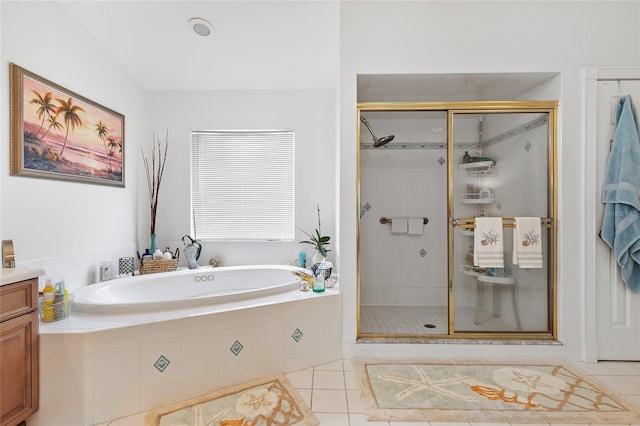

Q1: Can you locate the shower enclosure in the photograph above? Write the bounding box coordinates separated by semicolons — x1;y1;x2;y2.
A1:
357;101;557;340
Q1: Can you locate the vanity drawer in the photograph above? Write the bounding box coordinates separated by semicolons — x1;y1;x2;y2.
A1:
0;278;37;323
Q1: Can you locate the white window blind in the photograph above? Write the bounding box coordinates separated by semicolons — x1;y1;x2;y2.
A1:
190;130;295;241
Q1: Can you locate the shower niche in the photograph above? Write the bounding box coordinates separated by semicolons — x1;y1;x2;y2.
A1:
357;100;557;340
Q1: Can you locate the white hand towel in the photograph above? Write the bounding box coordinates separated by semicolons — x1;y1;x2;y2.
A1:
474;217;505;268
408;219;423;235
513;217;543;268
391;218;408;234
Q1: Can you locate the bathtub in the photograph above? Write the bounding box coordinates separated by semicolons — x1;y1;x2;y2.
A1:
71;264;308;313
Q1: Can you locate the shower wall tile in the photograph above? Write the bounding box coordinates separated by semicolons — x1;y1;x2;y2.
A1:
360;288;376;305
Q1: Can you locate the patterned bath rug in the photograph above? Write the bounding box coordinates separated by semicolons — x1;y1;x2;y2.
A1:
354;360;640;424
145;374;318;426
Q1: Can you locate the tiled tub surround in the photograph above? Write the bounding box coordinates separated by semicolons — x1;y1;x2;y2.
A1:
33;289;341;426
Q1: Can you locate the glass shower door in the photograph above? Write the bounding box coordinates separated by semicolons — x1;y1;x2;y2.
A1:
450;110;554;334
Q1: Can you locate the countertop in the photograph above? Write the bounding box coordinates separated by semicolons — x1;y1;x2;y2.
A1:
1;267;45;286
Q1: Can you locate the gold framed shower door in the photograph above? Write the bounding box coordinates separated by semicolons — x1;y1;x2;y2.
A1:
356;101;558;341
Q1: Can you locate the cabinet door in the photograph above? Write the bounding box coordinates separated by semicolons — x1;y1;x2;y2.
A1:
0;312;38;426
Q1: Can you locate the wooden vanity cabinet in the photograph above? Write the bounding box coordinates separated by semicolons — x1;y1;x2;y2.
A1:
0;278;39;426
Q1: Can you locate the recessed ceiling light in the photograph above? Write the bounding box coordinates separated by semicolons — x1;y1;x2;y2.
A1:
188;18;214;37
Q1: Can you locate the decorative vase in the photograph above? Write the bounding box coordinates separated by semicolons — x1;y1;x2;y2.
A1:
311;248;324;267
183;244;200;269
149;233;157;254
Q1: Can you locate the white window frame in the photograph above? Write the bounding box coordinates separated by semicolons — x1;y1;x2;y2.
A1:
190;129;295;241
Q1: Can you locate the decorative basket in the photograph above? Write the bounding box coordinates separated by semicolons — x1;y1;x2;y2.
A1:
139;258;178;275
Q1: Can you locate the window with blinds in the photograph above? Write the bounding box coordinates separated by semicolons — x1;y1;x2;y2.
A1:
190;130;295;241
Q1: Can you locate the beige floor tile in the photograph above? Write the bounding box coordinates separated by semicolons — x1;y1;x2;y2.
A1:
286;369;313;388
592;375;640;394
346;389;363;413
315;360;345;371
598;361;640;375
349;412;389;425
344;371;357;390
311;388;348;413
343;358;354;371
314;412;350;425
314;370;346;389
296;387;312;407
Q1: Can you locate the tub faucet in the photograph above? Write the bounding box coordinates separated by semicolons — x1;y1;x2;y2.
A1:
2;240;15;268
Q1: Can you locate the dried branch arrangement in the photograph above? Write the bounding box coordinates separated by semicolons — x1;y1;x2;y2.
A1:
141;131;169;235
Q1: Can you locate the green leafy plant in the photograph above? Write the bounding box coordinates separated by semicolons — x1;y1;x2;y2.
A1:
299;204;331;257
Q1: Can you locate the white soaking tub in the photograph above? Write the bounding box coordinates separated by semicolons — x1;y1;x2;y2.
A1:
72;264;308;313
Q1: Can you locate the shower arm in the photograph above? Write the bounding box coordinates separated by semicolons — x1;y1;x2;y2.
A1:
360;116;379;143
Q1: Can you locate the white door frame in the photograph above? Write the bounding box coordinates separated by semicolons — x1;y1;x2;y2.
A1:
584;67;640;362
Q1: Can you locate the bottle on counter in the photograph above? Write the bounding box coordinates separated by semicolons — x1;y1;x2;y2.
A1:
42;279;55;321
463;151;471;164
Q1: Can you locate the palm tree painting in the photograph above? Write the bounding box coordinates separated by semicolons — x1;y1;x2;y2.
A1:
10;63;125;187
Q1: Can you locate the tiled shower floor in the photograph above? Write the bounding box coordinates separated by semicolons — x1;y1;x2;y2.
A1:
359;305;448;335
359;305;516;335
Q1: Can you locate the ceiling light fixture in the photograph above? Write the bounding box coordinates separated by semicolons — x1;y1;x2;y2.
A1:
188;18;214;37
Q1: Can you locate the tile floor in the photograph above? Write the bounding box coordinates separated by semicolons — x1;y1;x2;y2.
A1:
105;359;640;426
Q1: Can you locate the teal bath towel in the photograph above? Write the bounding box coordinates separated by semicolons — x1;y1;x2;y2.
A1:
602;95;640;292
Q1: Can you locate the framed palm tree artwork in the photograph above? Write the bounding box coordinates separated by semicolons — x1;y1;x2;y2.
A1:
9;63;125;187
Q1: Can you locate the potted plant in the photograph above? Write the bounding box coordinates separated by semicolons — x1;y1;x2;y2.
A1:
299;204;331;266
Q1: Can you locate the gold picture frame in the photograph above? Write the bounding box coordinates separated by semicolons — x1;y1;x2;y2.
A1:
10;63;125;187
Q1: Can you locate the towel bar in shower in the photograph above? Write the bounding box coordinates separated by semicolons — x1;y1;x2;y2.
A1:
450;217;553;229
379;217;429;225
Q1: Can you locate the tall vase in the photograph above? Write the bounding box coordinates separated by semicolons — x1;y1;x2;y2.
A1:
183;244;200;269
311;248;324;267
149;233;157;254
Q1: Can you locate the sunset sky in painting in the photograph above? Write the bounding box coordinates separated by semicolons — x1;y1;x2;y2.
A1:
22;74;123;153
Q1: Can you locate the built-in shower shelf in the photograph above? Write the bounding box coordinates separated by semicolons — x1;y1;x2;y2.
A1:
460;193;495;204
460;160;495;175
458;229;475;236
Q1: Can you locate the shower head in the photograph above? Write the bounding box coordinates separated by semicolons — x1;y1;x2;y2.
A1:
360;116;395;148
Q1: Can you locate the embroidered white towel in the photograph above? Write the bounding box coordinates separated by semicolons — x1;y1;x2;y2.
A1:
474;217;505;268
513;217;543;268
408;219;423;235
391;218;408;234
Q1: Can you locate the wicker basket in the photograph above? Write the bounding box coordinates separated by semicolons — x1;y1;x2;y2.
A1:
139;258;178;275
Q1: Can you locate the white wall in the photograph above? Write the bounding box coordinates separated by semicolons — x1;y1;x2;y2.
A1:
339;1;640;360
146;90;336;267
0;2;148;290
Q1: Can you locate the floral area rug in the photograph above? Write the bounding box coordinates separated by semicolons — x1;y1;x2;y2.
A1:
145;374;318;426
354;360;640;424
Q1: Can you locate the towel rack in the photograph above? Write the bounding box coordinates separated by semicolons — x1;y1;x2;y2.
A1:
450;217;553;229
380;217;429;225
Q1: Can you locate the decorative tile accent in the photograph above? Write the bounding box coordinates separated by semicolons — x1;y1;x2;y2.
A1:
419;248;427;257
153;355;171;373
482;115;548;148
524;141;532;152
437;156;446;166
291;328;304;343
229;340;244;356
358;116;547;151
